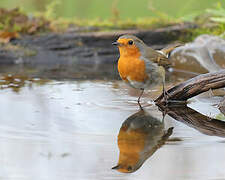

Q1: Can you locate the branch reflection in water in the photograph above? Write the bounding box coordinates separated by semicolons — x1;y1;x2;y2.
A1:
165;105;225;137
112;109;173;173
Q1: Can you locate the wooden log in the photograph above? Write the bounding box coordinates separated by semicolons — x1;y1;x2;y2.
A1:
155;69;225;105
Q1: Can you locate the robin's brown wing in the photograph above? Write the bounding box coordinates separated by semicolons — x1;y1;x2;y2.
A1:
145;43;183;68
145;47;171;68
160;43;184;57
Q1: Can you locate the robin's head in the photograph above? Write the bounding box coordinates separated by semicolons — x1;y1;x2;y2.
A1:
112;35;147;57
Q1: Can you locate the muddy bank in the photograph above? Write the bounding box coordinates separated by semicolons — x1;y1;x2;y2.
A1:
0;23;195;80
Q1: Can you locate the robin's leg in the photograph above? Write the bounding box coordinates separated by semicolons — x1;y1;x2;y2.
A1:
159;66;169;104
138;89;144;110
162;75;170;104
161;105;168;123
163;81;168;102
157;105;168;123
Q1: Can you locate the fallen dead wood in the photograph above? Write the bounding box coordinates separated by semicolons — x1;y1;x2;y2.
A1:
0;23;196;80
155;69;225;105
165;105;225;137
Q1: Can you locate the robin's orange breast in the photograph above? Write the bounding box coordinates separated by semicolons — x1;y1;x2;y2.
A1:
117;124;148;170
118;57;148;83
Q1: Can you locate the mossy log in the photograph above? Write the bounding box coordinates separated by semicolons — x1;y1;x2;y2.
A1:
0;23;195;80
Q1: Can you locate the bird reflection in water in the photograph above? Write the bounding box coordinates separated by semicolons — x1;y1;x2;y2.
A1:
112;109;173;173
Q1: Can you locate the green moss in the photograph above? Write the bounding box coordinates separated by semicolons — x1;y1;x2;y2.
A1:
0;8;50;34
0;5;224;42
178;4;225;42
0;6;180;33
51;16;180;31
215;113;225;121
179;23;225;42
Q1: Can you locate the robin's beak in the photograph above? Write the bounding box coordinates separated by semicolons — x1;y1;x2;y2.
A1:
112;164;121;170
112;41;120;46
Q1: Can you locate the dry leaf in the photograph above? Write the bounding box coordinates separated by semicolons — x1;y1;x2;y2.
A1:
0;31;19;43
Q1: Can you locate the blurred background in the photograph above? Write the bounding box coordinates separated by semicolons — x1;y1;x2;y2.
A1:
0;1;225;180
0;0;225;20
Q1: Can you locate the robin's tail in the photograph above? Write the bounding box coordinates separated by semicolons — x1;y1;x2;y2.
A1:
160;43;183;57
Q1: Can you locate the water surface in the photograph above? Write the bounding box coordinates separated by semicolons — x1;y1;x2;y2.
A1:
0;74;225;180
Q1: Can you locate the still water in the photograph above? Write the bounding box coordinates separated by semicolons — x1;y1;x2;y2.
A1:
0;72;225;180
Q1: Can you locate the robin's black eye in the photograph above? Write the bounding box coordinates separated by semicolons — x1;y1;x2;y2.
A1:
128;40;133;45
127;166;132;171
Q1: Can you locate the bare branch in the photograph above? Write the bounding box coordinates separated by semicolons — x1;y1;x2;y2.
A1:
155;70;225;105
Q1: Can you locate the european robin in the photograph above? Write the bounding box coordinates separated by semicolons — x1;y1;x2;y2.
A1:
112;109;173;173
112;34;181;107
